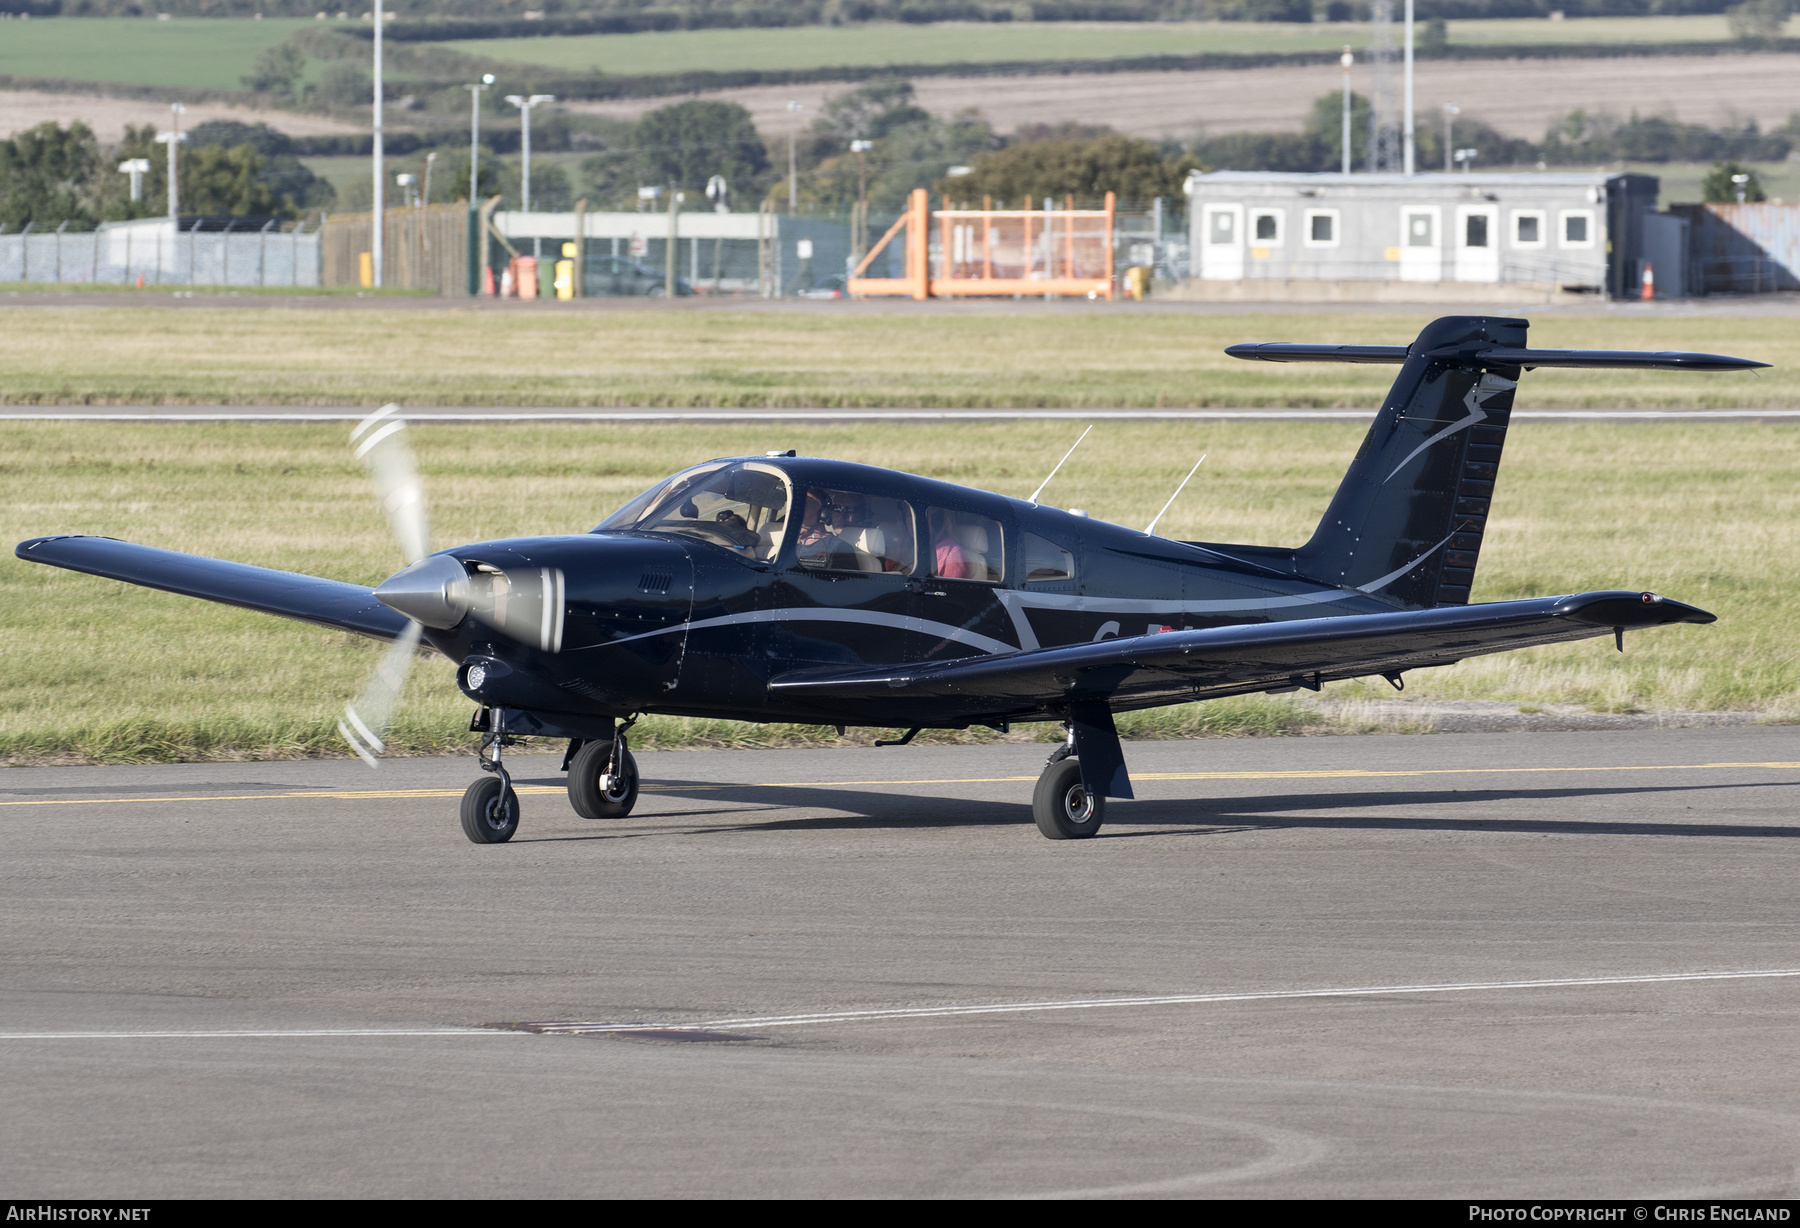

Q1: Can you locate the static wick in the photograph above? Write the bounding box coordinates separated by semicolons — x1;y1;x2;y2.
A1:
1144;454;1207;536
1027;424;1093;505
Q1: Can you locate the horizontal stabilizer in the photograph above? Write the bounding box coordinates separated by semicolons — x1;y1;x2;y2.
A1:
769;591;1713;722
15;535;410;642
1225;341;1768;372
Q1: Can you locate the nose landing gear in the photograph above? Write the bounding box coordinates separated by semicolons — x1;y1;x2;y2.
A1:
461;707;519;844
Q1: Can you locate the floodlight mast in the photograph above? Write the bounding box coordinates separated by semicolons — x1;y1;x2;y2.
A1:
465;74;495;202
152;103;186;221
118;158;151;203
1402;0;1415;175
372;0;384;288
506;92;556;256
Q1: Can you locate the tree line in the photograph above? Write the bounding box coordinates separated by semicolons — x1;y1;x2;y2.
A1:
0;120;333;229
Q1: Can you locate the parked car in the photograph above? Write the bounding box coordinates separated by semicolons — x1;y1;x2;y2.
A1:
585;256;694;297
795;274;848;300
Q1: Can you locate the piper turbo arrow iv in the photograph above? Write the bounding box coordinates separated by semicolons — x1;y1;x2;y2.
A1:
16;316;1765;842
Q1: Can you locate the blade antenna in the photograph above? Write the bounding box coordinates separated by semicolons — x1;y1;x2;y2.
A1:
1144;454;1206;537
1027;424;1093;505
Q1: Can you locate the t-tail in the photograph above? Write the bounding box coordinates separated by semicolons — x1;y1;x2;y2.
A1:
1210;315;1766;610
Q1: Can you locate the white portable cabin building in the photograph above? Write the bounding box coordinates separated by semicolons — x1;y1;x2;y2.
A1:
1183;171;1665;301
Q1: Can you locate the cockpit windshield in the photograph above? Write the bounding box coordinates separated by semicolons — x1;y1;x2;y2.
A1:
595;461;792;562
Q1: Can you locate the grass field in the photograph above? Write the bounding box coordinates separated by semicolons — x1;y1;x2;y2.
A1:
0;17;313;92
0;308;1791;409
2;416;1795;764
0;15;1751;97
437;16;1745;76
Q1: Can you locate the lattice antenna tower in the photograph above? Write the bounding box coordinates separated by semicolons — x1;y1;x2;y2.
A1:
1368;0;1402;173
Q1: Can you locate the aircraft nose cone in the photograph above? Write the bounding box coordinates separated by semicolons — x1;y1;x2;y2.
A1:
373;553;470;629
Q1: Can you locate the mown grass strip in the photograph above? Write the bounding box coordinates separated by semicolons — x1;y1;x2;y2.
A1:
0;308;1791;409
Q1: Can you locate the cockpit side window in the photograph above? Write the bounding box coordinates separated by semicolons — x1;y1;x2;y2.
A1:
795;487;916;574
603;461;792;562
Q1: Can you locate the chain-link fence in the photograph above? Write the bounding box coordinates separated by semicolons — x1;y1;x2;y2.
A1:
0;221;321;288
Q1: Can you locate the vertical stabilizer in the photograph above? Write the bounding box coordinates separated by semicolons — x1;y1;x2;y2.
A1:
1292;315;1525;608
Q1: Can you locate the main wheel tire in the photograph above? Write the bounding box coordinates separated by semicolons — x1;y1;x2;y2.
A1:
1032;757;1104;840
461;776;519;844
567;738;640;819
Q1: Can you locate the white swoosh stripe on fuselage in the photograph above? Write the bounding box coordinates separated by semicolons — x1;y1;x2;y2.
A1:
596;607;1019;656
593;587;1368;659
994;587;1364;651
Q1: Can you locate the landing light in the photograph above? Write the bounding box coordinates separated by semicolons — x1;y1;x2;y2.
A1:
466;664;487;691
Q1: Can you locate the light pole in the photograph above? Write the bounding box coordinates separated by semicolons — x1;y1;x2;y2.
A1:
786;99;802;214
1339;48;1353;175
850;137;872;262
372;0;383;287
1403;0;1415;175
706;175;728;292
465;73;494;202
1443;102;1459;173
118;157;150;204
153;102;186;221
506;92;555;257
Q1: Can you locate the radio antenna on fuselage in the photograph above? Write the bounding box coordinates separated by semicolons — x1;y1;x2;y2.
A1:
1027;424;1093;505
1144;454;1206;536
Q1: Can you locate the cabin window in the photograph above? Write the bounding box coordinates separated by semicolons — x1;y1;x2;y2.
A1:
795;487;917;574
1464;214;1489;248
1407;213;1435;247
1250;209;1283;245
927;508;1005;583
1304;209;1339;247
606;461;792;562
1208;211;1235;245
1022;534;1074;584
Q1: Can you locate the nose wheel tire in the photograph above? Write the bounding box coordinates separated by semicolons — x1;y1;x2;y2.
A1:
461;776;520;844
1033;756;1104;840
568;738;640;819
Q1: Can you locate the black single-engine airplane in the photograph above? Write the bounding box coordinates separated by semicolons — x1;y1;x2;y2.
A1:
16;316;1765;843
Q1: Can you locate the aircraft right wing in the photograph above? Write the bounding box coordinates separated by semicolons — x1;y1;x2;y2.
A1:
767;590;1714;723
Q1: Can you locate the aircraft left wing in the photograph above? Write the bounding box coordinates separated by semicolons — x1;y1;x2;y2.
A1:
768;590;1713;721
15;535;410;642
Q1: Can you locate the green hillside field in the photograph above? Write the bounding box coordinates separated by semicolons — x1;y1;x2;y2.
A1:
0;14;1755;94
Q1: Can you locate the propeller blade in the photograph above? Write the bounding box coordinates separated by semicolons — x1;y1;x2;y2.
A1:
350;404;429;566
468;564;565;654
338;620;423;767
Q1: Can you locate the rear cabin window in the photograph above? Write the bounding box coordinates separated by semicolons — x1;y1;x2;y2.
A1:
795;487;917;574
927;508;1004;583
1022;533;1074;583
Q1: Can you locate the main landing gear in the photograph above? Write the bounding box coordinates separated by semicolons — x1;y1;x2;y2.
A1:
566;720;639;820
1032;731;1105;840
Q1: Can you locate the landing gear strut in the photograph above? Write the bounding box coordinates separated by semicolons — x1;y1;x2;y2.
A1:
1033;726;1105;839
461;707;519;844
567;718;640;820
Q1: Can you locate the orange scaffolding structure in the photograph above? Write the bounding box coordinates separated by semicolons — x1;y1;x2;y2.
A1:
848;188;1116;300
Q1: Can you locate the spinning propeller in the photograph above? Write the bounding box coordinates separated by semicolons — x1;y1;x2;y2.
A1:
337;406;565;767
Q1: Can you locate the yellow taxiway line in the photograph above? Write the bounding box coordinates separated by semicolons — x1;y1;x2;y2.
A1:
2;761;1797;809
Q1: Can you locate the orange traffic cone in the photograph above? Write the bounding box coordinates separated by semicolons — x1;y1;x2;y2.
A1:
1641;262;1655;301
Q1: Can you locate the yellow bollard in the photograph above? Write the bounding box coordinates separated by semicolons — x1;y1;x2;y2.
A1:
358;251;373;289
554;259;574;300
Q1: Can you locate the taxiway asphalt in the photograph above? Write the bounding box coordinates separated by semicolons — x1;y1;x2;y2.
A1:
4;725;1799;1198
